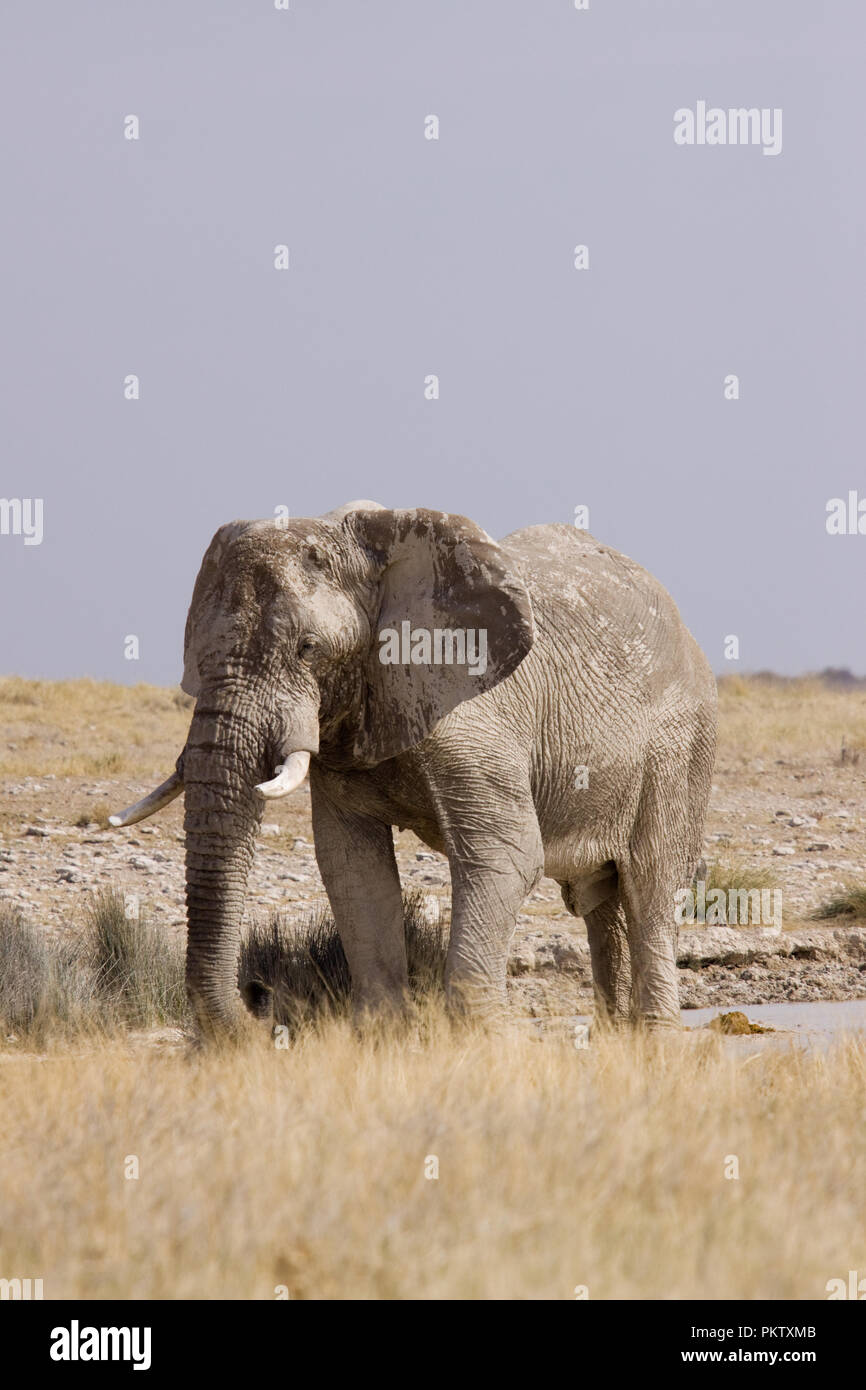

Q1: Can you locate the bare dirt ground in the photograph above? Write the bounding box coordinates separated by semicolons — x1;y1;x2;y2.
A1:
2;675;866;1019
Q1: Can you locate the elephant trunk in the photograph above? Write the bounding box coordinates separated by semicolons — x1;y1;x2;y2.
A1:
182;689;270;1037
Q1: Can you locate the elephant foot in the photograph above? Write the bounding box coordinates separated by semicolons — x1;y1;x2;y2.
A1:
444;979;510;1036
589;1009;631;1038
351;987;411;1030
186;988;271;1051
634;1013;683;1033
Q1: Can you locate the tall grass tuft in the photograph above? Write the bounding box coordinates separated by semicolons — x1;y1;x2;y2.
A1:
815;884;866;921
694;858;779;897
688;858;781;926
85;890;187;1026
0;892;188;1044
0;904;95;1042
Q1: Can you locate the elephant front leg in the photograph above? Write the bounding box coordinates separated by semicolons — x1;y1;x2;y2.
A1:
446;822;543;1018
310;776;408;1014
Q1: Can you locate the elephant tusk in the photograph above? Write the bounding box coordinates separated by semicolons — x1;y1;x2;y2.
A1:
255;751;311;799
108;771;184;827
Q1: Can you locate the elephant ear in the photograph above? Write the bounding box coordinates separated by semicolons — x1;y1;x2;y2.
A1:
344;508;535;766
181;521;254;698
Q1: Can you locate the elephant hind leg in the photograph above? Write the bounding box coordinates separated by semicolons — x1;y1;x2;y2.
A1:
616;772;688;1029
686;729;715;883
584;896;633;1026
558;874;632;1027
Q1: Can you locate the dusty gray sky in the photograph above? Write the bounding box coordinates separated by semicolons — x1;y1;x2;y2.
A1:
1;1;863;683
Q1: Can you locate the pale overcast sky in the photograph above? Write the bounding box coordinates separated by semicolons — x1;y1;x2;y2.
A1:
1;1;863;683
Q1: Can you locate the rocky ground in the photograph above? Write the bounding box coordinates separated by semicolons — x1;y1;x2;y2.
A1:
2;677;866;1018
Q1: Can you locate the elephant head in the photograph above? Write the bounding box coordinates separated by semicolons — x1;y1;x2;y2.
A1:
110;503;534;1037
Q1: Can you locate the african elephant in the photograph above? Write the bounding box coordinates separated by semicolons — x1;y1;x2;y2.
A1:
110;502;717;1037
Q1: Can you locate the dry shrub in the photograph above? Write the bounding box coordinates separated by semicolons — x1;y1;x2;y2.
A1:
815;884;866;921
240;888;446;1030
0;905;94;1042
0;890;444;1043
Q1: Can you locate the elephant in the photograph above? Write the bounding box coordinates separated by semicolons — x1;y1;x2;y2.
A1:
110;502;717;1038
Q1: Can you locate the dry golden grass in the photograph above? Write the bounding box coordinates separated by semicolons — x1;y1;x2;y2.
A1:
1;1013;864;1300
717;675;866;761
3;674;864;780
0;677;193;779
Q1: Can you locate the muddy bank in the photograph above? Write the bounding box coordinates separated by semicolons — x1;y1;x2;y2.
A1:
678;925;866;1007
508;925;866;1015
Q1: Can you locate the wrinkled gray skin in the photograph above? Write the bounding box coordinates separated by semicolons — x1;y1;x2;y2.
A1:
145;502;716;1039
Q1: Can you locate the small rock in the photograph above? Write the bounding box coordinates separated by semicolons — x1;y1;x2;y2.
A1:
261;824;282;837
24;826;50;838
773;846;796;856
508;948;536;975
552;942;591;972
806;842;831;852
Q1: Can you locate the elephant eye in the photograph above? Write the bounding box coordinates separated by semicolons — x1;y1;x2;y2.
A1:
298;637;318;662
